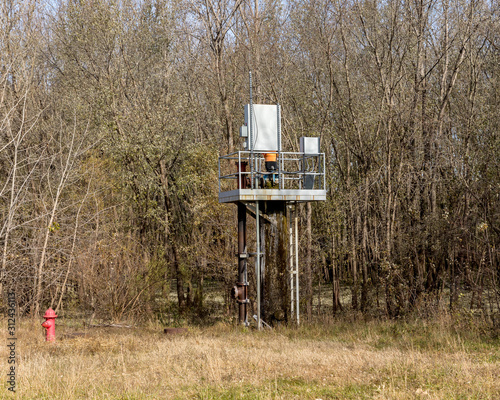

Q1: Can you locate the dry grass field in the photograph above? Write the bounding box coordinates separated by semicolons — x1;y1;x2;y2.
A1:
1;316;499;399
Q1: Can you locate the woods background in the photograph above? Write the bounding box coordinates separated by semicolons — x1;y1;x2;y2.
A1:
1;0;499;324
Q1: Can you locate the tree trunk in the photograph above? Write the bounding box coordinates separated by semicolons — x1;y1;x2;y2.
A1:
261;201;290;325
172;243;185;311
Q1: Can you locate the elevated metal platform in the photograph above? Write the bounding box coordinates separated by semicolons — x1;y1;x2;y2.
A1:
218;151;327;204
219;189;326;203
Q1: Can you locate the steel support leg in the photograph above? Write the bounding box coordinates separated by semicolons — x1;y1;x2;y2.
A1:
237;202;248;325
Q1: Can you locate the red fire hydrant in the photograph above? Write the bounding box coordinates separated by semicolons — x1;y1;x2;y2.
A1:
41;308;57;342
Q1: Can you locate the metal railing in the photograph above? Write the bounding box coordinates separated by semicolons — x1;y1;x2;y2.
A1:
218;151;326;194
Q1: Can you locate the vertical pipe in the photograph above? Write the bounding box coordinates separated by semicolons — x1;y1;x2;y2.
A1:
256;201;261;330
237;202;248;325
249;72;254;189
295;212;299;325
277;104;281;152
289;205;294;315
238;152;241;189
277;104;282;190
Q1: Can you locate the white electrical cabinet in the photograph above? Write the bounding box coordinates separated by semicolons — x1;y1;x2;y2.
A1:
300;137;320;155
244;104;279;151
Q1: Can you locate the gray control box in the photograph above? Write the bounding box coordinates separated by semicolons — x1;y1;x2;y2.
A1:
300;137;320;154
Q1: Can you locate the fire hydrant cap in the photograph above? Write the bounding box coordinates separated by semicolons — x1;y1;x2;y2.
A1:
43;308;57;319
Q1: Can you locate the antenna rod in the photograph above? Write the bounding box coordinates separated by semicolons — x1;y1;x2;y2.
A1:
256;200;261;330
249;71;254;188
277;103;281;189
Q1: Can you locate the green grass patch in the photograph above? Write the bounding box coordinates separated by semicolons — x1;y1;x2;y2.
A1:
181;379;377;400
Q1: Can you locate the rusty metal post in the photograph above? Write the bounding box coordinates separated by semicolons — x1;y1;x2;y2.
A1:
237;202;248;325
